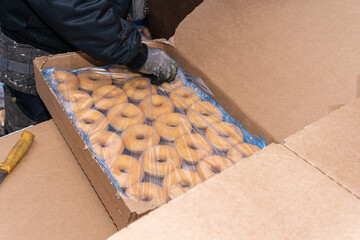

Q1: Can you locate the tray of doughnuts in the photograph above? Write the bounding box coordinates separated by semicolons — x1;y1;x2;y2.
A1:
43;65;266;205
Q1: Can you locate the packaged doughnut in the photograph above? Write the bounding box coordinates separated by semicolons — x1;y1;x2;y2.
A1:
43;64;266;205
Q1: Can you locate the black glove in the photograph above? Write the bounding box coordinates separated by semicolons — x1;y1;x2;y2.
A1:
138;47;178;85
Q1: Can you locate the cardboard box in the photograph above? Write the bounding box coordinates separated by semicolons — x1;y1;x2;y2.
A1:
33;0;360;233
0;120;117;240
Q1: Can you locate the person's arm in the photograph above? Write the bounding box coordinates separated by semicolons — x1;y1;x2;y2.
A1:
25;0;147;67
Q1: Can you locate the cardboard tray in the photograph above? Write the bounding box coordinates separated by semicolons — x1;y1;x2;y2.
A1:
33;39;270;228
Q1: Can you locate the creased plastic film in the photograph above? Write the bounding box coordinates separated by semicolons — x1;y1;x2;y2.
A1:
43;63;266;205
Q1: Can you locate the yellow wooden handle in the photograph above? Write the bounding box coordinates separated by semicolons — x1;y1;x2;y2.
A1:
0;130;35;173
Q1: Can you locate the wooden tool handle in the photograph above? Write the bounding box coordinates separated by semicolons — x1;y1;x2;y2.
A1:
0;130;35;173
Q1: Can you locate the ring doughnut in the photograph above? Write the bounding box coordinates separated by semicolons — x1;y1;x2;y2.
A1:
108;65;141;84
196;155;233;180
62;90;93;114
187;101;223;129
169;86;201;111
141;145;182;178
54;70;79;92
140;95;174;120
106;103;145;131
78;71;112;92
110;155;143;188
122;77;157;102
174;133;213;164
75;109;109;136
159;76;184;93
90;131;124;159
205;122;244;151
125;182;168;205
154;113;192;141
92;85;128;112
227;143;260;162
122;124;160;154
163;169;202;199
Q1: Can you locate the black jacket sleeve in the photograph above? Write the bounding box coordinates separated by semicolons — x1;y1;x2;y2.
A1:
24;0;147;67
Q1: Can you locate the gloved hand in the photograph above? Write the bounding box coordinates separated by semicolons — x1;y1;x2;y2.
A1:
138;47;178;85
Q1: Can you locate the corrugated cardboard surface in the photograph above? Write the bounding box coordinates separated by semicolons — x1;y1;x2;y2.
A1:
174;0;360;142
284;98;360;198
0;120;117;240
108;144;360;240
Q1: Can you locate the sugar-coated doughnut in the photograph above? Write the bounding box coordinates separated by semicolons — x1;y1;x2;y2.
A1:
154;113;192;142
163;169;202;199
78;71;112;92
227;143;260;162
140;95;174;120
62;90;93;114
110;155;143;188
187;101;223;129
92;85;128;112
196;155;233;180
90;131;124;160
159;76;184;93
122;124;160;154
174;133;213;164
141;145;182;178
54;70;79;92
108;65;141;84
75;109;109;136
122;77;157;102
205;122;244;151
125;182;168;205
169;86;201;111
106;103;145;131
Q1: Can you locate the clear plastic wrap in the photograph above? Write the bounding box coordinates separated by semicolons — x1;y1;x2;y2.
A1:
43;65;266;205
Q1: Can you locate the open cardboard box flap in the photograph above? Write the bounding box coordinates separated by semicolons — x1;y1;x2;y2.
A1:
172;0;360;143
108;97;360;239
108;143;360;240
